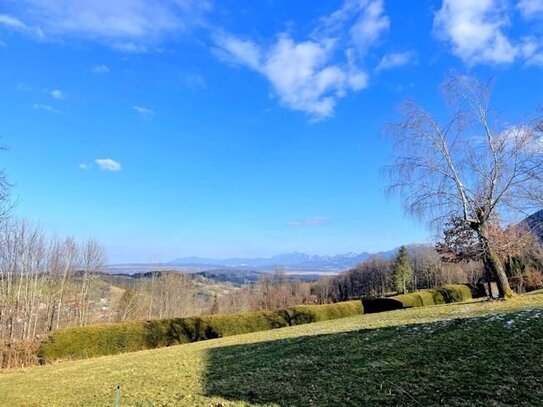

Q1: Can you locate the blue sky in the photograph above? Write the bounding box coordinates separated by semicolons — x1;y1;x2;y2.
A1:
0;0;542;263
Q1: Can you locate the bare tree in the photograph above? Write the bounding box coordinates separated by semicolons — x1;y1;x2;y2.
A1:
113;271;198;321
312;276;333;304
116;288;140;321
0;145;12;225
385;75;543;298
76;239;106;325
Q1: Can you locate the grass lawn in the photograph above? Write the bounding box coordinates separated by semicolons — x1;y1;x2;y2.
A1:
0;294;542;406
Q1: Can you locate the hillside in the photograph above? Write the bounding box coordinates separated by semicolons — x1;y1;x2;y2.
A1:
522;209;543;242
1;294;542;406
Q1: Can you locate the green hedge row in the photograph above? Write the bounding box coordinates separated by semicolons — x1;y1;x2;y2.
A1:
362;284;473;314
283;301;363;326
39;284;472;362
39;301;363;361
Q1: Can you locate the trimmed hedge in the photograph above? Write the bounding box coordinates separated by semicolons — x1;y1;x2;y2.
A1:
284;301;363;326
362;284;473;313
39;285;472;362
38;321;159;360
441;284;473;303
39;301;362;362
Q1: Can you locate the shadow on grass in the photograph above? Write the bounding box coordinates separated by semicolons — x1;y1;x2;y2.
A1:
203;315;543;406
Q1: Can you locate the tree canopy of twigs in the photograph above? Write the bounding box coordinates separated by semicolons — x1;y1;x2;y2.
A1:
0;145;12;224
385;74;543;298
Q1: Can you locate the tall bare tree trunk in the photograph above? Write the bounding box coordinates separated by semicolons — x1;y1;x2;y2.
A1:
478;232;513;299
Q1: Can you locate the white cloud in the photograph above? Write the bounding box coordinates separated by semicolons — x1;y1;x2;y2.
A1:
0;13;43;38
434;0;517;65
349;0;390;51
112;41;149;53
78;163;89;170
0;14;27;29
133;105;155;117
95;158;122;172
375;51;416;71
518;0;543;19
92;64;110;74
33;103;61;113
526;52;543;66
434;0;543;66
6;0;210;51
499;124;543;154
517;1;543;65
214;0;389;119
287;216;330;226
214;36;262;70
50;89;65;99
318;0;389;53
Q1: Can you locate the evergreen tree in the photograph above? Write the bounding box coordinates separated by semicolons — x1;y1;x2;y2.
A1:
393;246;413;294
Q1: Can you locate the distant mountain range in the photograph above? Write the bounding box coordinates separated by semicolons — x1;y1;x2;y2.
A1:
161;211;543;271
108;212;543;276
168;250;397;271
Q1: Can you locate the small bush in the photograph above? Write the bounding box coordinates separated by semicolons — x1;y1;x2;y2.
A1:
441;284;473;302
392;285;471;309
393;293;423;308
39;301;362;362
416;289;447;306
0;340;42;369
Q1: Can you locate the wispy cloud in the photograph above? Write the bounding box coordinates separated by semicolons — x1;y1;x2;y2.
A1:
518;0;543;19
318;0;390;51
16;83;32;92
0;14;27;29
33;103;61;113
213;0;389;120
50;89;65;99
95;158;122;172
526;52;543;66
78;163;89;170
0;13;43;38
133;105;155;117
375;51;416;72
184;74;207;91
112;41;149;53
92;64;110;74
287;216;330;227
4;1;211;51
